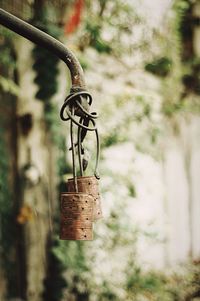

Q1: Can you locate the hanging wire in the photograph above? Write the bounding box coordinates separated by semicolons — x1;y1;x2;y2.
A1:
70;106;78;192
61;89;100;181
77;123;84;176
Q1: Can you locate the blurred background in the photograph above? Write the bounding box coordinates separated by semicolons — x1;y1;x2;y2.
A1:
0;0;200;300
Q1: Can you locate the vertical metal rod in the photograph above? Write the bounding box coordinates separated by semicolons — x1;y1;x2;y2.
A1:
70;107;78;192
78;120;84;176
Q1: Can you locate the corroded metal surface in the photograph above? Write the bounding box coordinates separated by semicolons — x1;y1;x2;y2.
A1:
60;192;93;240
61;227;93;240
67;176;103;220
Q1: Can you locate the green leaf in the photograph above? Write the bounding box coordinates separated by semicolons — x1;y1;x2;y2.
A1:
0;76;19;96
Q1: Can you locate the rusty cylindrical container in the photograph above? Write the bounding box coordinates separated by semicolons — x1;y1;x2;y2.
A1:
67;176;103;220
60;192;94;240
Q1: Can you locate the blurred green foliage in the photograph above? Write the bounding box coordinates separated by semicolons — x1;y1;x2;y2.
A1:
0;28;18;95
161;0;200;117
84;21;112;53
145;57;172;78
0;28;19;299
0;75;19;95
32;7;60;105
75;0;142;55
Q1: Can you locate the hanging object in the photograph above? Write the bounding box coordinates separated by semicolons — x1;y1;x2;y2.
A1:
67;176;102;220
60;193;93;240
59;90;102;241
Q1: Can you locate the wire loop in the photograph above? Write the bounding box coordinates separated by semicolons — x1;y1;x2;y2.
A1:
60;90;100;179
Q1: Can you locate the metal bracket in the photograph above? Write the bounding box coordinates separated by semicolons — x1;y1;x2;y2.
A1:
0;9;87;96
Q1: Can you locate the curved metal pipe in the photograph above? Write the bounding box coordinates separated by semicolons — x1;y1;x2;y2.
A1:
0;9;86;90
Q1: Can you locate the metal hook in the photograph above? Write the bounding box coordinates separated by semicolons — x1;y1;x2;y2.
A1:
77;117;100;180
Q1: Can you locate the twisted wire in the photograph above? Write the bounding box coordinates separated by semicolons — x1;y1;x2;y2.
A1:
60;91;98;131
60;90;100;180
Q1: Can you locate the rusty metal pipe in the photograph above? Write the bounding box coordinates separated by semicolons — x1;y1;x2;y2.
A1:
0;8;86;90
